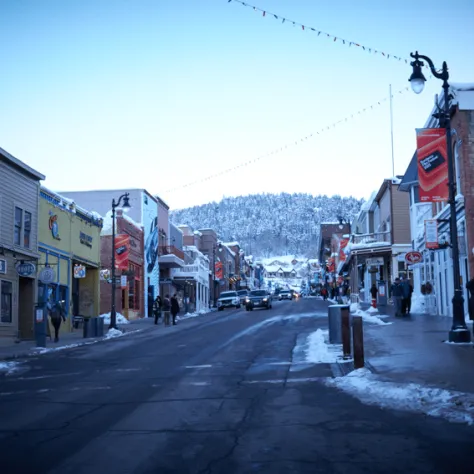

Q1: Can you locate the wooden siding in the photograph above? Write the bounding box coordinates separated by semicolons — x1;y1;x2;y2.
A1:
0;161;40;254
391;184;411;245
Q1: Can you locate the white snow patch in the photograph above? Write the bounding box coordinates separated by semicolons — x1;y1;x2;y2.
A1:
350;302;360;313
325;368;474;426
366;306;379;314
306;329;342;363
178;308;211;320
105;328;124;338
351;309;392;326
0;361;23;375
100;312;130;325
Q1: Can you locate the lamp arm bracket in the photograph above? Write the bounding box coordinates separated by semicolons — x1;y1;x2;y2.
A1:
410;52;448;81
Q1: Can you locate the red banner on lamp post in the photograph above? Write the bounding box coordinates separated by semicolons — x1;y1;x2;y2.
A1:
114;234;130;270
416;128;449;202
215;261;223;280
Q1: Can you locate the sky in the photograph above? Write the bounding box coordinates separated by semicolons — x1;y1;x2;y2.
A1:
2;0;474;211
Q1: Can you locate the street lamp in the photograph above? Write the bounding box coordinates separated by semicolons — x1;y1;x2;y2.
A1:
110;193;131;330
408;51;471;343
212;242;222;307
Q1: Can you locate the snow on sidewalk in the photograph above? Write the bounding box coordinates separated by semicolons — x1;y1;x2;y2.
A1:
0;361;23;375
178;308;212;321
305;329;342;363
350;303;391;326
100;312;130;325
325;368;474;426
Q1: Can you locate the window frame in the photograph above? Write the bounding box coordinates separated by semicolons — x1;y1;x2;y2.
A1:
24;210;32;249
13;204;34;249
14;206;23;246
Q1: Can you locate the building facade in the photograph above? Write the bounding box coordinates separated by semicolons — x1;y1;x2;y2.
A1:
0;147;45;341
38;187;102;335
100;210;144;320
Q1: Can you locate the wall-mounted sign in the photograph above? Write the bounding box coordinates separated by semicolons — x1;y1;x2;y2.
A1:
120;275;127;288
15;262;36;277
0;259;6;274
74;264;86;278
425;219;439;249
49;214;61;240
405;251;423;265
366;257;383;267
100;269;110;281
79;232;93;248
39;266;56;283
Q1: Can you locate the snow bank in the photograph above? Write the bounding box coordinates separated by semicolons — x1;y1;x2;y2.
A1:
306;329;341;363
178;308;211;320
0;361;23;375
105;328;124;338
325;368;474;425
100;312;130;325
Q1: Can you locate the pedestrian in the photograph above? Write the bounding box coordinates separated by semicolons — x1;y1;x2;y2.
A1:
466;278;474;321
405;279;414;314
370;283;378;308
171;294;180;326
391;277;403;317
162;294;171;326
153;295;162;325
49;301;66;342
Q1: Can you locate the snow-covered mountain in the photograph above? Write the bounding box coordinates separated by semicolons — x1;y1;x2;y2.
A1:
170;193;363;257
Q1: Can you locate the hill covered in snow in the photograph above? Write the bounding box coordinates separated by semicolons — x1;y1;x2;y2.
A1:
170;193;363;257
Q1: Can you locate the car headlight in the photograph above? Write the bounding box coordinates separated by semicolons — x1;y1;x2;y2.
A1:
263;298;267;302
245;298;250;303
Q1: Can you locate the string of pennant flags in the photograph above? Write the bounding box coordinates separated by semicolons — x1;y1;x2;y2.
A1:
227;0;434;73
164;85;411;194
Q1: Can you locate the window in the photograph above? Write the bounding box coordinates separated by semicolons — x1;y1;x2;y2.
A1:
24;211;32;248
1;280;13;323
14;207;22;245
128;263;141;311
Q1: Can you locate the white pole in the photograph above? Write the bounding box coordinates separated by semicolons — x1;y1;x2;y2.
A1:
389;84;395;177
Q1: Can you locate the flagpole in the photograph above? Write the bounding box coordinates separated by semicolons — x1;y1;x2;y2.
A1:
389;84;395;177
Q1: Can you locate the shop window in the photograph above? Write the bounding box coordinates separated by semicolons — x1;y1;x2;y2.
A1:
1;280;13;323
128;263;141;311
24;211;32;248
58;285;68;316
14;207;22;245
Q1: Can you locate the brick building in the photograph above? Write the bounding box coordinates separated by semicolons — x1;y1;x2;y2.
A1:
100;210;144;320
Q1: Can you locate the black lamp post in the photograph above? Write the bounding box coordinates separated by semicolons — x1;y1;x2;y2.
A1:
409;51;471;343
212;242;222;307
110;193;131;330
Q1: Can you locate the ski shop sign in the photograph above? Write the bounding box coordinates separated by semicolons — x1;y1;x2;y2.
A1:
405;251;423;265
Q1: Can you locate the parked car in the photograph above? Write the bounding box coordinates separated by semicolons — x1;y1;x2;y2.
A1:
217;291;241;311
279;290;293;301
237;289;249;304
245;290;272;311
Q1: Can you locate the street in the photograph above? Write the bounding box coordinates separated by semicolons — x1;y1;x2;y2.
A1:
1;298;474;474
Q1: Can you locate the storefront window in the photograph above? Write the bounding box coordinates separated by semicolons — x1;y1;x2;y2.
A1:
1;280;13;323
128;263;141;311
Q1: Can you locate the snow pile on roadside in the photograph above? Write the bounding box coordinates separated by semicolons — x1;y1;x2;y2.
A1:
100;312;130;325
178;308;211;320
352;308;391;326
350;302;360;313
325;368;474;425
366;306;379;314
105;328;124;338
306;329;341;363
0;361;23;375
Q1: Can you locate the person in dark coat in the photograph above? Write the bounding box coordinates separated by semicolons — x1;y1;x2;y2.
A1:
391;278;403;317
466;278;474;321
170;294;180;326
48;301;66;342
153;295;162;325
370;283;378;307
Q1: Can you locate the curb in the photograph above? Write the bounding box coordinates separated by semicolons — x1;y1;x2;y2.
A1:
331;358;377;377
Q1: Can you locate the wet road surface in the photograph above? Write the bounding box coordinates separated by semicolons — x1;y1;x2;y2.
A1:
1;298;474;473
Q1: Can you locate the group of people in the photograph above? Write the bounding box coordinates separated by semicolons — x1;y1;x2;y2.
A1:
390;277;414;317
153;294;180;326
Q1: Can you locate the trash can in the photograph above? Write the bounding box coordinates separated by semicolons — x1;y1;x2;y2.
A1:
90;317;98;337
83;317;91;338
96;317;104;337
328;304;350;344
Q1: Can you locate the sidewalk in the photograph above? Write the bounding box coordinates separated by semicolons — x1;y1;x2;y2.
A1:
0;316;156;362
360;302;474;395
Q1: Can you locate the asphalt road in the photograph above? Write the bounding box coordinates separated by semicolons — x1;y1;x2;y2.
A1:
1;297;474;474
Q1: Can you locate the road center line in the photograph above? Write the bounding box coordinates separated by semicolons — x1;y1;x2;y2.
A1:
184;365;213;369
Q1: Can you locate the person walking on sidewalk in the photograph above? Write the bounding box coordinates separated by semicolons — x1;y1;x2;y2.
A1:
162;294;171;326
401;278;414;314
391;277;403;317
48;301;66;342
153;295;162;325
370;283;378;308
171;294;180;326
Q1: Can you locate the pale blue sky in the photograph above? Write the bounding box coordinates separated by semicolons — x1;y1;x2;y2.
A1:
1;0;473;210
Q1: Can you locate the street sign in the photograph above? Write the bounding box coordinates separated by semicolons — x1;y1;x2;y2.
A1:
405;251;423;264
425;219;439;249
39;266;56;283
120;275;127;288
16;262;36;277
74;265;86;278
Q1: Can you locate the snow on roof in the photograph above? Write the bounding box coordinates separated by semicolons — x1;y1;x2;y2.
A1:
223;241;240;247
101;210;142;236
222;244;236;257
260;255;305;266
193;230;203;237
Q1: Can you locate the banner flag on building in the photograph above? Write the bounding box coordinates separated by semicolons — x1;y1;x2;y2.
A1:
425;219;439;249
416;128;449;202
115;234;130;270
215;261;223;280
339;238;349;262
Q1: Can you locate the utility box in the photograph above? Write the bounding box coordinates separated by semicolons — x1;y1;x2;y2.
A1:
328;304;349;344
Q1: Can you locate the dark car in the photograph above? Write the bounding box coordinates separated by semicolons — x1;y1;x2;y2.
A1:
279;290;293;301
245;290;272;311
237;289;249;304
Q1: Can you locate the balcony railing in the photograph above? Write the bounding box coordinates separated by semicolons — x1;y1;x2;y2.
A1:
158;245;185;261
351;231;391;245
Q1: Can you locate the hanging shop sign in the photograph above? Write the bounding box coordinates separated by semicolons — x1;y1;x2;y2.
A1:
425;219;439;249
405;251;423;265
114;234;130;270
74;264;86;278
15;261;36;277
416;128;449;202
39;266;56;283
366;257;383;267
215;261;223;280
100;269;111;281
0;259;6;274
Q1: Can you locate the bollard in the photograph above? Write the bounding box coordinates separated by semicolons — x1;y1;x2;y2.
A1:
328;305;343;344
341;306;351;359
352;316;364;369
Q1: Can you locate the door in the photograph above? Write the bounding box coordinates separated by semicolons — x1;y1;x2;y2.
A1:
18;277;35;340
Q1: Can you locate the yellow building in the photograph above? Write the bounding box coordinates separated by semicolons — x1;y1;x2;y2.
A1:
38;187;102;334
